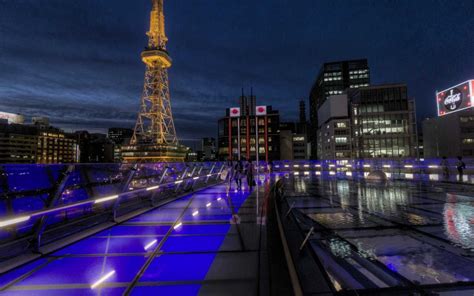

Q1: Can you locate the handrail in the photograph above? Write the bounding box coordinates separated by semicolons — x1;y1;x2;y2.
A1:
0;169;223;229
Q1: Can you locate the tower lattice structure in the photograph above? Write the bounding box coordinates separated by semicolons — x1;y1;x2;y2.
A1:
124;0;187;162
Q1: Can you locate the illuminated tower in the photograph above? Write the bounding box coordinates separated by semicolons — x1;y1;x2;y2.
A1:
123;0;187;162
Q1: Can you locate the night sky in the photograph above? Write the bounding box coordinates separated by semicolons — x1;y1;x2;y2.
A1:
0;0;473;145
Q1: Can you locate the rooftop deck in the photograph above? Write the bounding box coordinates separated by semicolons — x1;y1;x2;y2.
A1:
1;160;474;295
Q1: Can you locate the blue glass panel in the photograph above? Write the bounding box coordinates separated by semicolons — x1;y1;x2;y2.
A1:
182;214;231;222
3;288;124;296
161;235;226;253
54;237;162;255
128;208;182;223
95;225;170;237
140;253;216;282
6;165;51;192
131;285;200;296
12;194;47;214
171;224;230;235
16;256;146;286
0;259;48;287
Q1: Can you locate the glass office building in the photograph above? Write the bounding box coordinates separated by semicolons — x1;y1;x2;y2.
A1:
349;84;418;158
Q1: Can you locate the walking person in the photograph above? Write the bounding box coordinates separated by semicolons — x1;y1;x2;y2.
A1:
441;156;450;180
234;160;243;191
247;161;255;191
225;160;234;195
456;156;466;182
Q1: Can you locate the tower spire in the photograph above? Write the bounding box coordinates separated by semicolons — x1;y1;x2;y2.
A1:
147;0;167;49
124;0;186;163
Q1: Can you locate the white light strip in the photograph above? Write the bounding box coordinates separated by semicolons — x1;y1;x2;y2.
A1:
0;216;30;228
192;210;199;216
206;174;212;177
206;202;212;207
429;165;439;168
383;165;391;168
146;186;159;191
193;177;199;180
144;239;158;251
304;164;310;168
94;195;119;204
173;222;182;229
363;164;371;168
294;165;300;168
217;197;222;201
91;270;115;289
175;180;183;184
404;165;413;168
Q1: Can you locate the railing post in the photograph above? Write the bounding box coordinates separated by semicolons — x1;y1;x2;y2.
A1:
112;164;139;222
32;165;74;253
175;166;189;192
205;163;216;184
150;167;169;207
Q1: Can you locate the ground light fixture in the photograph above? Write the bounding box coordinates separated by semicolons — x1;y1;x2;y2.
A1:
144;239;158;251
91;270;115;289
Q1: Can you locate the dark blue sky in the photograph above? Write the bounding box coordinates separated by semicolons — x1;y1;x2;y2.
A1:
0;0;473;143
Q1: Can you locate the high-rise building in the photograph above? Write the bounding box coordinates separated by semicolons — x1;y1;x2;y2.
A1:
309;59;370;158
123;0;187;163
218;93;280;161
317;94;353;159
108;128;133;162
0;122;37;163
36;126;77;164
108;128;133;145
279;122;310;160
349;84;417;158
202;137;216;161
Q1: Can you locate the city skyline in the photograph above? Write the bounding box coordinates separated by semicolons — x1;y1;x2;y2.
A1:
0;0;473;141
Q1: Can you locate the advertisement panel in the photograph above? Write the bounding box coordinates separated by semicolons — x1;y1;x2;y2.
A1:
0;112;25;124
437;80;474;116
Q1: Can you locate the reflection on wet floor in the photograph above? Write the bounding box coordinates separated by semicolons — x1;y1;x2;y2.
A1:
282;174;474;293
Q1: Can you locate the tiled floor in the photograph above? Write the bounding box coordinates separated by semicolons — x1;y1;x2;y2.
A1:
0;183;266;295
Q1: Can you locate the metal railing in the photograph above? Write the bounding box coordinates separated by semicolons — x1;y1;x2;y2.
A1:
0;162;225;261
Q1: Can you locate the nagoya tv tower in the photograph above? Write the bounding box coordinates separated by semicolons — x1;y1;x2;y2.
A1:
123;0;187;162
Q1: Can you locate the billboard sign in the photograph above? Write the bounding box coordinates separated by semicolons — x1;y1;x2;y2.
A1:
437;80;474;116
0;112;25;124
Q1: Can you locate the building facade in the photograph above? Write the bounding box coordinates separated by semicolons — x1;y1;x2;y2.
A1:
309;59;370;158
423;109;474;158
202;137;217;161
0;122;38;163
0;119;78;164
108;128;133;162
279;122;310;160
349;84;418;158
218;94;280;161
317;94;353;159
36;127;77;164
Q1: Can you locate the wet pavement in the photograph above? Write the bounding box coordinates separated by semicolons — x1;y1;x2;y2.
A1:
280;173;474;294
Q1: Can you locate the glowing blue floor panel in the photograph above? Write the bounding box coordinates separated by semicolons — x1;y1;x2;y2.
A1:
0;184;255;295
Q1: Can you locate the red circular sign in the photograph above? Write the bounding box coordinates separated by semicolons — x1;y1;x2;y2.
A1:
258;107;265;113
231;109;238;114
